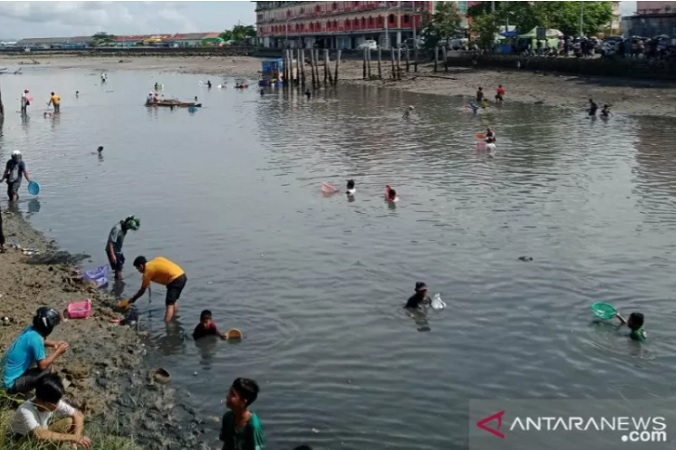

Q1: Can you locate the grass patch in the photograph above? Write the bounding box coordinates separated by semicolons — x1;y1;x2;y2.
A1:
1;401;142;450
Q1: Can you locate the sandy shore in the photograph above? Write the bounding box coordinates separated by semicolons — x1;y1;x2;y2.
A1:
0;209;208;450
2;54;675;118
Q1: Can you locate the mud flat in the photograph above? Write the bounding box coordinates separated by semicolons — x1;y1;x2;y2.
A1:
2;53;675;118
0;209;210;450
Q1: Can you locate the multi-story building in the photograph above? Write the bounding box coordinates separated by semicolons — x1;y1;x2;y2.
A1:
256;1;438;49
637;1;676;15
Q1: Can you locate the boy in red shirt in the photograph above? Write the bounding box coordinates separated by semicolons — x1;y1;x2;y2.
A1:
193;310;226;340
495;85;506;103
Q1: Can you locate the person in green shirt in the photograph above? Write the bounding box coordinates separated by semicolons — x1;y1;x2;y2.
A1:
220;377;264;450
616;311;646;342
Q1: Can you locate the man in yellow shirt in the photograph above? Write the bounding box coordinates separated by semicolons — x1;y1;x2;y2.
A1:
48;92;61;112
127;256;187;322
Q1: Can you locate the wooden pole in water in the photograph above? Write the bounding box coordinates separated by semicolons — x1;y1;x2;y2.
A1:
300;49;306;89
377;47;382;79
0;80;4;119
390;49;396;79
442;46;448;72
309;49;316;89
314;49;321;86
396;48;402;80
333;49;341;86
362;48;367;80
296;49;301;85
326;50;333;86
405;47;410;72
367;48;372;79
414;44;418;72
434;46;439;72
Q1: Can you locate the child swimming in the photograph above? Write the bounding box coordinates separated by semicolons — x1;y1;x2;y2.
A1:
402;105;414;119
193;309;226;340
616;311;646;342
405;282;432;309
385;185;398;202
346;179;356;196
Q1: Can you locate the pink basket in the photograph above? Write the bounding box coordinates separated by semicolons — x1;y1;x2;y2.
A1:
67;299;92;319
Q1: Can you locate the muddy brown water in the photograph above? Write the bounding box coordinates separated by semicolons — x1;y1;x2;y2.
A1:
1;68;676;449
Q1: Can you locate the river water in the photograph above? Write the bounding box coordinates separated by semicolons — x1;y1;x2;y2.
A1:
1;67;676;449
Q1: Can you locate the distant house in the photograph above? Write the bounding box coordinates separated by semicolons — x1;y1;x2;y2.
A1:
172;33;210;47
17;36;92;49
115;35;146;48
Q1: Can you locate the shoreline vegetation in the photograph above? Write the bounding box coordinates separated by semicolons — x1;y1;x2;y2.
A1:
1;53;675;118
0;211;208;450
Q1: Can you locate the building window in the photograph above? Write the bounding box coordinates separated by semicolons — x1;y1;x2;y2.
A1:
403;14;410;25
332;2;337;10
388;14;395;25
368;16;375;28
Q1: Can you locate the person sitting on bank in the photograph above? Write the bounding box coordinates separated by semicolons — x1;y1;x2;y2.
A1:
3;307;67;394
123;256;187;323
405;282;432;309
9;373;92;449
48;92;61;113
1;150;32;203
106;215;140;281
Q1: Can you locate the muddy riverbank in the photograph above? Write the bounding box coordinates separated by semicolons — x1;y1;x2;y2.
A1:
0;209;209;450
2;54;675;118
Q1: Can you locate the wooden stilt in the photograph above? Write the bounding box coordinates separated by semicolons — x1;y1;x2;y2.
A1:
377;47;382;79
314;49;321;86
310;49;316;89
362;48;367;80
296;49;301;85
405;48;410;72
300;49;306;88
390;49;396;79
434;46;439;72
414;45;418;72
396;48;402;80
326;50;333;86
333;50;341;86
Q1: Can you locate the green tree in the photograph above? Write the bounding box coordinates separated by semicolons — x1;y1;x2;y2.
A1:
232;24;256;42
468;2;612;36
420;1;462;50
91;32;116;47
219;29;233;41
471;13;500;51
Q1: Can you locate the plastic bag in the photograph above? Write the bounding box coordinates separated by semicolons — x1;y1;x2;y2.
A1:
431;293;446;311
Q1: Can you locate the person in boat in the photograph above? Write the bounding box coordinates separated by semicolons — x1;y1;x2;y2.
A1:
485;128;496;143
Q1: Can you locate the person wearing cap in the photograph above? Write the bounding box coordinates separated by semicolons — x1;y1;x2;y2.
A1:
125;256;187;322
106;215;141;281
1;150;32;202
21;89;30;114
405;282;432;309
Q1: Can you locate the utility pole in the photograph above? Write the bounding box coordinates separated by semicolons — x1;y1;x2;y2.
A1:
579;2;584;36
491;1;495;14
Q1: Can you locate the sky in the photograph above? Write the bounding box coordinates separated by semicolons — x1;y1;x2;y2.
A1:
0;1;256;39
0;1;639;41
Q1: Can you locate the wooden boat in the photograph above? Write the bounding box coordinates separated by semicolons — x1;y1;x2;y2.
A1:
145;100;202;108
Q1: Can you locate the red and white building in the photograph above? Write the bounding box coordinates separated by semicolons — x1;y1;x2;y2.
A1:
256;1;437;49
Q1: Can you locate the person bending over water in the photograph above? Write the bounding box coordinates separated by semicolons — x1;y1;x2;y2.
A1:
123;256;187;323
405;282;432;309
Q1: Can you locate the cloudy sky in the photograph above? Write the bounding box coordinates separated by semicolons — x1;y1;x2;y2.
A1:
0;1;256;39
0;1;638;40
